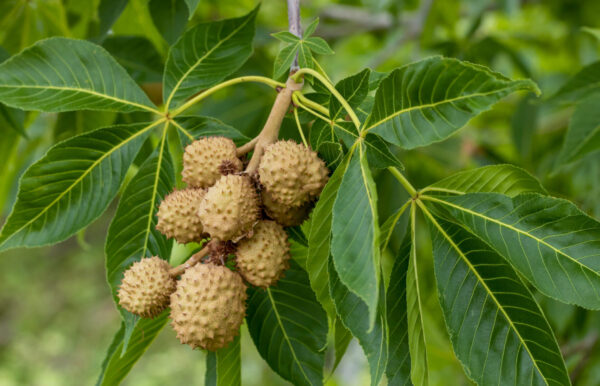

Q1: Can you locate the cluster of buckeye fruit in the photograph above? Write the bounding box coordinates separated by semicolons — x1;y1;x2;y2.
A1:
117;136;328;351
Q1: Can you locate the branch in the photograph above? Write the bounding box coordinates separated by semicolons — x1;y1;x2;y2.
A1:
287;0;302;71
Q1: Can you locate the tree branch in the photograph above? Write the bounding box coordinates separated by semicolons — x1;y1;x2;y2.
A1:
287;0;302;71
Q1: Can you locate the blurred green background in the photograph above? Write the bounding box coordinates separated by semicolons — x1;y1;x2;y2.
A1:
1;0;599;385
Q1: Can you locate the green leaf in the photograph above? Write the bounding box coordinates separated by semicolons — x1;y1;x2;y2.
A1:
273;43;299;79
297;42;314;70
0;0;70;53
206;335;241;386
0;122;156;252
330;68;370;121
331;144;380;327
246;260;328;386
0;38;157;113
96;314;169;386
427;216;569;385
149;0;189;45
423;164;547;197
317;141;343;169
271;31;300;44
306;153;352;320
385;219;412;385
92;0;129;42
0;102;25;138
406;207;430;386
556;94;600;165
173;115;250;148
304;37;334;55
184;0;201;18
511;95;538;161
105;127;174;330
364;133;403;170
550;61;600;103
364;56;539;149
163;7;257;109
424;193;600;310
103;36;164;83
329;258;387;386
304;18;319;37
332;317;352;373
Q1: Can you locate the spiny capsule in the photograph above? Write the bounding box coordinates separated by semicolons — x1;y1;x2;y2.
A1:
182;137;243;188
236;220;290;288
118;256;176;318
258;140;329;207
156;188;206;244
197;174;260;241
170;263;247;351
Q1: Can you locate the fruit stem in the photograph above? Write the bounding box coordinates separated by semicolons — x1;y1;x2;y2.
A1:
245;77;304;173
292;67;361;131
169;243;211;277
236;136;259;156
169;76;285;117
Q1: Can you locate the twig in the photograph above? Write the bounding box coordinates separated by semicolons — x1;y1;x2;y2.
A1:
287;0;302;71
169;244;211;277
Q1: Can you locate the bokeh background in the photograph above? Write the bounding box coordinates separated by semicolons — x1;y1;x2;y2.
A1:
1;0;599;385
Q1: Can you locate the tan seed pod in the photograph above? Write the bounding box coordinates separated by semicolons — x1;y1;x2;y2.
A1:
236;220;290;288
258;140;329;207
118;256;176;318
170;263;247;351
261;190;312;227
198;175;260;241
156;188;206;244
182;137;243;188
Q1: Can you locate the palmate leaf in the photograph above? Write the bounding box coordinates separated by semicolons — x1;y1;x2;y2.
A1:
99;126;175;383
328;258;387;386
163;7;257;109
424;193;600;310
385;214;412;385
364;56;539;149
0;121;159;252
426;215;569;385
405;206;429;386
96;314;169;386
306;153;352;320
423;164;547;196
556;94;600;165
331;143;380;327
206;335;241;386
0;38;157;113
246;260;328;386
105;127;174;325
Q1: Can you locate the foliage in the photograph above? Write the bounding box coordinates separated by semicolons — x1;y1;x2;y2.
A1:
1;1;600;385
